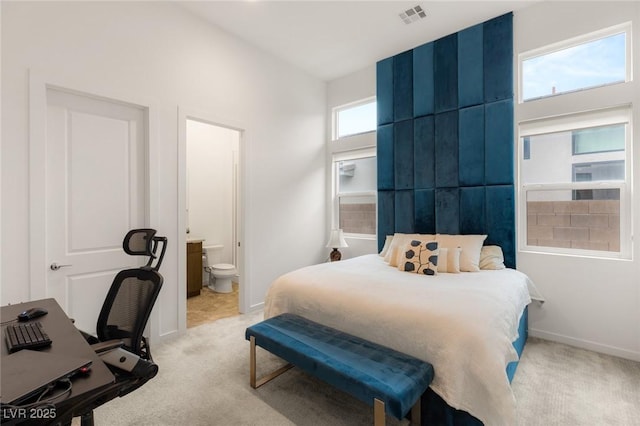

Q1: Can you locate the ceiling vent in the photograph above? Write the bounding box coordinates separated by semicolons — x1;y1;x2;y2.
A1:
399;5;427;25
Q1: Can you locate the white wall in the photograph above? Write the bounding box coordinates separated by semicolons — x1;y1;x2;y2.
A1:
1;1;327;339
327;65;378;258
514;1;640;361
186;120;237;265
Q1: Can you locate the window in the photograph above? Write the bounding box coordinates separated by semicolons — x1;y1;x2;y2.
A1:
519;107;631;257
330;97;377;240
572;160;624;200
572;124;625;155
523;137;531;160
520;25;629;102
333;98;376;139
332;149;377;236
518;22;633;259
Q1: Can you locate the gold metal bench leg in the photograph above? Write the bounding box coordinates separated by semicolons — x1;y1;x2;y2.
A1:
249;335;294;389
410;398;421;426
250;336;257;388
374;398;385;426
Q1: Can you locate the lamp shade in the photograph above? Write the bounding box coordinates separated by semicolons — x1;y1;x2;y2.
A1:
325;229;348;248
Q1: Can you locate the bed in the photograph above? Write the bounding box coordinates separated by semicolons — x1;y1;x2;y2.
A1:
264;244;536;425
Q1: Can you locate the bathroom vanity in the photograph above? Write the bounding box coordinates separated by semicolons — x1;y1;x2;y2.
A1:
186;239;203;298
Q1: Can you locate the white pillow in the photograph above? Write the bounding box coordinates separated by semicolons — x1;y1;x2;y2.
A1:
384;233;413;263
379;235;394;257
479;245;506;270
438;247;461;273
436;234;487;272
397;240;438;275
385;233;436;267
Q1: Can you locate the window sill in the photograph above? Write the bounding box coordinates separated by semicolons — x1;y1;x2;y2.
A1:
518;247;632;262
344;234;376;241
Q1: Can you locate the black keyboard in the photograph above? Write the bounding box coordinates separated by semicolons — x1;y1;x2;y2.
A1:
5;321;52;353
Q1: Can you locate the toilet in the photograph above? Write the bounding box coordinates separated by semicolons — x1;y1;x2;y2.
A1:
203;246;237;293
207;263;236;293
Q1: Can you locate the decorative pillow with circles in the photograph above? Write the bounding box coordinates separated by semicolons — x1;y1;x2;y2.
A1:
398;240;439;276
385;233;436;267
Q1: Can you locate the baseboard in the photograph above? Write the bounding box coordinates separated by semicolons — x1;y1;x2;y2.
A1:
529;328;640;362
248;301;264;313
157;328;183;345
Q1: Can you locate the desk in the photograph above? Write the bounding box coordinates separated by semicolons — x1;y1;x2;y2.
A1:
1;298;115;425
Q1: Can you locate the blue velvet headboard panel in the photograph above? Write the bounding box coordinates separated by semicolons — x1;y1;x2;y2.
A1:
484;14;514;103
458;24;484;108
376;12;515;268
394;51;414;122
377;59;394;125
434;34;458;114
413;44;434;117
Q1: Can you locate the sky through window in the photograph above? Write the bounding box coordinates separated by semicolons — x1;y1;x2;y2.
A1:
522;32;626;101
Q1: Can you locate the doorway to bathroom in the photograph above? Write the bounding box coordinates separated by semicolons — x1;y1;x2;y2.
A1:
185;118;242;328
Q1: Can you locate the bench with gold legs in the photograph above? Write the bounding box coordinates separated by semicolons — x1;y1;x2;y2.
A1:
245;314;434;426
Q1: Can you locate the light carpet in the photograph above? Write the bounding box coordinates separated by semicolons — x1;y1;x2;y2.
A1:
93;311;640;425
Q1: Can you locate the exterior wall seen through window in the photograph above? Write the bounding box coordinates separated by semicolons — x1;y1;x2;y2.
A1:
335;156;376;236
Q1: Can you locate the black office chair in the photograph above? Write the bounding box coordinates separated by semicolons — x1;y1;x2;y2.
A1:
60;229;167;426
87;228;166;359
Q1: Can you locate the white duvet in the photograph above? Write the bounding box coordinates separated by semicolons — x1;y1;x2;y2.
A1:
264;254;532;426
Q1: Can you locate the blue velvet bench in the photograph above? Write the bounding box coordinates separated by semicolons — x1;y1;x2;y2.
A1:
245;313;434;425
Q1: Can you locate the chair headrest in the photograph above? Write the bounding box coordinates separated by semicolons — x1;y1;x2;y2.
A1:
123;229;167;271
123;229;157;256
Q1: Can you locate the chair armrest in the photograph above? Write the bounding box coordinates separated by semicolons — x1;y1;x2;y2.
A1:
91;339;125;354
78;328;100;345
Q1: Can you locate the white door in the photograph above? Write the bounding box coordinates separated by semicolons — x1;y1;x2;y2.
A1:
44;88;147;333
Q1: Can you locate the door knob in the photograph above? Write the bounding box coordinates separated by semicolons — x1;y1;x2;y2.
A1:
50;262;72;271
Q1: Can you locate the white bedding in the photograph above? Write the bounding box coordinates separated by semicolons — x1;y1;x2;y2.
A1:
264;254;533;426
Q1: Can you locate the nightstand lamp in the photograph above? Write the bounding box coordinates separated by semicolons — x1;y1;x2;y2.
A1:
326;229;348;262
